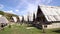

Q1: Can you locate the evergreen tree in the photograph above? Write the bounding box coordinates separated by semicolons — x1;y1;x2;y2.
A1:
21;16;24;22
27;15;29;22
33;13;35;22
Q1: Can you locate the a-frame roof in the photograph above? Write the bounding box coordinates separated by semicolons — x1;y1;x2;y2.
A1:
0;16;9;23
39;5;60;22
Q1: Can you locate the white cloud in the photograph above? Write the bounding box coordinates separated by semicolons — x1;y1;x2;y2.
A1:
15;0;53;15
46;0;52;4
15;9;19;12
21;3;37;21
21;0;52;21
0;4;4;9
14;0;53;21
16;0;53;12
4;10;16;14
6;10;13;13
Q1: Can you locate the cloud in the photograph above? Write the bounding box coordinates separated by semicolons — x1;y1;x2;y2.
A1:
16;0;28;9
17;0;52;21
46;0;52;4
0;4;4;9
4;10;16;14
16;0;53;12
3;0;52;16
15;9;19;12
3;0;52;21
21;3;37;21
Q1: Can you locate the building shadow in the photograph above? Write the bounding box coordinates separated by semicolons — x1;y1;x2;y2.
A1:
52;29;60;33
27;21;42;29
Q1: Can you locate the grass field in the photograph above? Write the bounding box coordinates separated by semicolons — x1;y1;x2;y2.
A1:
0;23;60;34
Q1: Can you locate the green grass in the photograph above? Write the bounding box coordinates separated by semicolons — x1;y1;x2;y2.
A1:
45;28;60;34
0;24;42;34
0;23;60;34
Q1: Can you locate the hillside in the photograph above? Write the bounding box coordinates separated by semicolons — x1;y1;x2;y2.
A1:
0;11;18;20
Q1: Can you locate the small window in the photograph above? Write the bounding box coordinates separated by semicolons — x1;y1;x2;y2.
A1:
44;25;47;28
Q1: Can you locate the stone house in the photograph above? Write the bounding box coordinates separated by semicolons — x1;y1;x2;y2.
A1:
35;5;60;29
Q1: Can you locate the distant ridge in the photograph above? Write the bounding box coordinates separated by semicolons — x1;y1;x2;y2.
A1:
0;11;18;20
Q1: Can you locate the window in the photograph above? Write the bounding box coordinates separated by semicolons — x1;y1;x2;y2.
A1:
44;25;47;28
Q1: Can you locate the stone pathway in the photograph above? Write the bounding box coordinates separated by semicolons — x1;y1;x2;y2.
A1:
26;27;34;29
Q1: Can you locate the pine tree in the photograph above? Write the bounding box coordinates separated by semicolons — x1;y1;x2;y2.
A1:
21;16;24;22
27;15;29;22
33;13;35;22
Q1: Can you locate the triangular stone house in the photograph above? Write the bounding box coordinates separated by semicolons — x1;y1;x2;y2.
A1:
36;5;60;29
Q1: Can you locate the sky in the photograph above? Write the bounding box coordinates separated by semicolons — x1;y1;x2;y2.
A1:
0;0;60;16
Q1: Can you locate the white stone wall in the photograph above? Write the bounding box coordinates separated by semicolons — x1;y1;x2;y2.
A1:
46;23;60;29
24;15;28;21
0;16;9;23
19;16;22;22
0;15;2;17
12;16;17;22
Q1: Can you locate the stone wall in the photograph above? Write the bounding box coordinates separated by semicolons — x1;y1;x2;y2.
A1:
46;23;60;29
